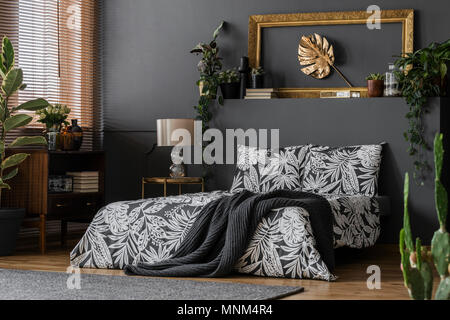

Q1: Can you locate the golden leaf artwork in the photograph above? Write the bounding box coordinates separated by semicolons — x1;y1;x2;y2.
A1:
298;33;353;87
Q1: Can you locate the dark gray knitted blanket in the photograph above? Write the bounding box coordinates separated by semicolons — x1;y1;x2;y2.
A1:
124;190;334;278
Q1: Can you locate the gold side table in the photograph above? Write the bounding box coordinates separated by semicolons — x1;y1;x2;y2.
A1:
141;177;205;199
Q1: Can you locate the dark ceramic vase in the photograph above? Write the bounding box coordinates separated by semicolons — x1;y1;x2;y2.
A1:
251;74;264;89
0;208;25;256
71;119;83;150
220;82;240;99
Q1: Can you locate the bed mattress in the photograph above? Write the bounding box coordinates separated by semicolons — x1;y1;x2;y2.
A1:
70;191;381;281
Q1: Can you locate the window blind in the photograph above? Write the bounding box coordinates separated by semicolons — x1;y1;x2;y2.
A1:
0;0;103;150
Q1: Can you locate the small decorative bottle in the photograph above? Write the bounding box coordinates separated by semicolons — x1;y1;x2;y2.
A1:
61;126;74;151
71;119;83;150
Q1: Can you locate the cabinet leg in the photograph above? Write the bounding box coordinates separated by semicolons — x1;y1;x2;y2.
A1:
61;220;68;247
39;214;46;254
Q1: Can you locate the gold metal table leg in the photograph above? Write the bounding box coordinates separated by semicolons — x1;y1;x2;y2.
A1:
163;180;167;197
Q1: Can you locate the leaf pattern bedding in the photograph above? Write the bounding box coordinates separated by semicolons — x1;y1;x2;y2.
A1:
70;191;380;281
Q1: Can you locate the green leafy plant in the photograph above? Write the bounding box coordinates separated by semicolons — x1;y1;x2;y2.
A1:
395;39;450;182
0;37;49;202
190;22;224;132
36;104;71;131
400;133;450;300
218;68;239;84
251;66;265;76
365;73;385;81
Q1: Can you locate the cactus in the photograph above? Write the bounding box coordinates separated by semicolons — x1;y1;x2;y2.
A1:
400;133;450;300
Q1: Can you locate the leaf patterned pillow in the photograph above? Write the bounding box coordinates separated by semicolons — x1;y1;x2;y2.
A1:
301;145;383;197
230;145;310;193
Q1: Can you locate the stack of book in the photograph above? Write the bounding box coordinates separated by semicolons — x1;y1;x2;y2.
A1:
67;171;99;193
245;88;278;99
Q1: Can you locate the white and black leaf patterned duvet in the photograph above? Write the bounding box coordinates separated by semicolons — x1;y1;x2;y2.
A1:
71;191;380;281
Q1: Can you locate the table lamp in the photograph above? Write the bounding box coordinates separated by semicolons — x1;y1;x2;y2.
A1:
156;119;195;178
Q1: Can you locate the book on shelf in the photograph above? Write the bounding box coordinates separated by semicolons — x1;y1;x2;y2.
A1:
72;177;99;183
245;88;278;99
245;93;278;99
246;88;277;93
66;171;99;177
73;183;98;188
245;96;277;100
73;188;99;193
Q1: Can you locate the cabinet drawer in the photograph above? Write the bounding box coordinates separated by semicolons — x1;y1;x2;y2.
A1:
47;195;102;218
77;195;102;215
48;198;73;216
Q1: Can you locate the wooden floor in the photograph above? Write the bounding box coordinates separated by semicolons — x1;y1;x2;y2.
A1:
0;232;419;300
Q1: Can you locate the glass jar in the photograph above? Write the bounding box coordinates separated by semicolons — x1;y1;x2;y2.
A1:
47;129;59;151
384;63;401;97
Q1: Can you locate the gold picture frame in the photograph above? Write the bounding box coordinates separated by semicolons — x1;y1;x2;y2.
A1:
248;9;414;98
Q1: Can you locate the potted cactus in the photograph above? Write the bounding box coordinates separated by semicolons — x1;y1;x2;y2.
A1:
400;133;450;300
366;73;385;97
219;68;240;99
251;66;265;89
0;37;49;256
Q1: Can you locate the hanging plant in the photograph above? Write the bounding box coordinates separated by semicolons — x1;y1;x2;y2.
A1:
190;22;224;133
190;22;225;179
395;39;450;183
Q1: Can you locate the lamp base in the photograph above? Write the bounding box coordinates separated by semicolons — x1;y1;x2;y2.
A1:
170;163;186;178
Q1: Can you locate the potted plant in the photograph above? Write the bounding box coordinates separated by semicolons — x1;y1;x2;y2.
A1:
190;22;224;135
0;37;49;256
400;134;450;300
36;104;71;151
366;73;385;97
191;22;224;99
251;66;265;89
394;39;450;181
219;68;240;99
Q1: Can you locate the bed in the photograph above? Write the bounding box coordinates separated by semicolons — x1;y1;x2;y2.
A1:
71;144;386;281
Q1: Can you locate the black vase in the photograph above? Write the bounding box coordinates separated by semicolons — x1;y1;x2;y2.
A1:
0;208;25;256
71;119;83;151
251;74;264;89
220;82;240;99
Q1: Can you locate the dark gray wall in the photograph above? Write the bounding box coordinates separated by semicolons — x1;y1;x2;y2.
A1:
102;0;450;243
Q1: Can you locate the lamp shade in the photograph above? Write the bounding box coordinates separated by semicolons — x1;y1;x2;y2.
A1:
156;119;195;147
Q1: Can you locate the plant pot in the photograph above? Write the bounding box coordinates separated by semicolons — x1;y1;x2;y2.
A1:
220;82;240;99
0;208;25;256
367;80;384;97
251;74;264;89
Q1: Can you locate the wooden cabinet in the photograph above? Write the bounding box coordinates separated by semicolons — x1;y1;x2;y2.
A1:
1;148;105;253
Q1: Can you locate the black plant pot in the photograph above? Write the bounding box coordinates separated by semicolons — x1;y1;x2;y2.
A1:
251;74;264;89
220;82;240;99
0;208;25;256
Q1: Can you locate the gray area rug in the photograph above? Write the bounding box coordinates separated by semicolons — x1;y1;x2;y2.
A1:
0;269;303;300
